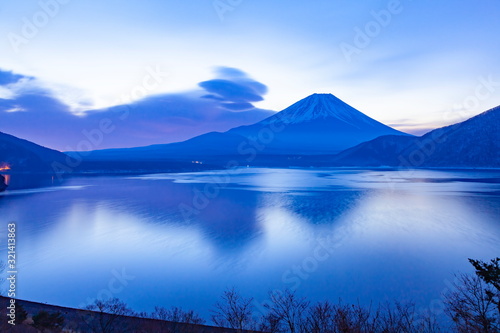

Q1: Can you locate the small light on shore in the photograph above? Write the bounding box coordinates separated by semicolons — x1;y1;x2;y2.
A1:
0;163;11;171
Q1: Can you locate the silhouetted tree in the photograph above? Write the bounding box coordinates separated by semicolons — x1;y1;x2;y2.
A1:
444;273;499;332
31;310;65;332
0;299;33;332
145;306;206;333
151;306;205;325
304;301;335;333
470;257;500;316
259;312;283;333
211;287;256;332
15;303;28;325
265;289;310;333
82;297;136;333
332;301;374;332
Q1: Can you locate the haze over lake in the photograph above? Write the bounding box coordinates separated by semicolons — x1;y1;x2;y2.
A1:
1;168;499;320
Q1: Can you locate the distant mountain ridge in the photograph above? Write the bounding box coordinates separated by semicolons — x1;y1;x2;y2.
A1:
84;131;248;161
0;131;68;172
84;93;411;161
3;94;498;172
405;105;500;167
329;105;500;168
0;131;217;175
330;135;417;166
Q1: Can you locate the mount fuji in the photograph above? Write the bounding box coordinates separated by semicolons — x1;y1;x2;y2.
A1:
82;93;410;163
229;93;410;154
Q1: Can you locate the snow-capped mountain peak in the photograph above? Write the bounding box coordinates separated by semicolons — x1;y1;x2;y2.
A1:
263;93;375;126
228;92;410;154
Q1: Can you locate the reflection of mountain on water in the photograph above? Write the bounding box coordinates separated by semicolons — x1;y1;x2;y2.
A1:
9;168;500;260
0;173;367;257
260;190;366;225
0;176;265;254
3;168;500;317
83;176;366;253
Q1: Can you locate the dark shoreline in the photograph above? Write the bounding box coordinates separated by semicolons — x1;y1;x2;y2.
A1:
0;296;259;333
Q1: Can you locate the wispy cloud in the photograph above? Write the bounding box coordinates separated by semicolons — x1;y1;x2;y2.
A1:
0;67;275;151
200;67;268;111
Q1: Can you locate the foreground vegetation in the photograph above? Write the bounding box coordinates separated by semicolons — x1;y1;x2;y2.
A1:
2;258;499;332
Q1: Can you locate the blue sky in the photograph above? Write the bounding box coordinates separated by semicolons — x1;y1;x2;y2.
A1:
0;0;499;149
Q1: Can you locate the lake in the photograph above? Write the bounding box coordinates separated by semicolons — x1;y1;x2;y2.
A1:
1;168;499;321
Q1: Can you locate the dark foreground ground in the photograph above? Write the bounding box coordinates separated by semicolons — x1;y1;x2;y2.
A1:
0;297;258;333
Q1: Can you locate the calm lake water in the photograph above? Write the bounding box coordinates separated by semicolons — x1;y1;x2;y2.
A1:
1;168;499;320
